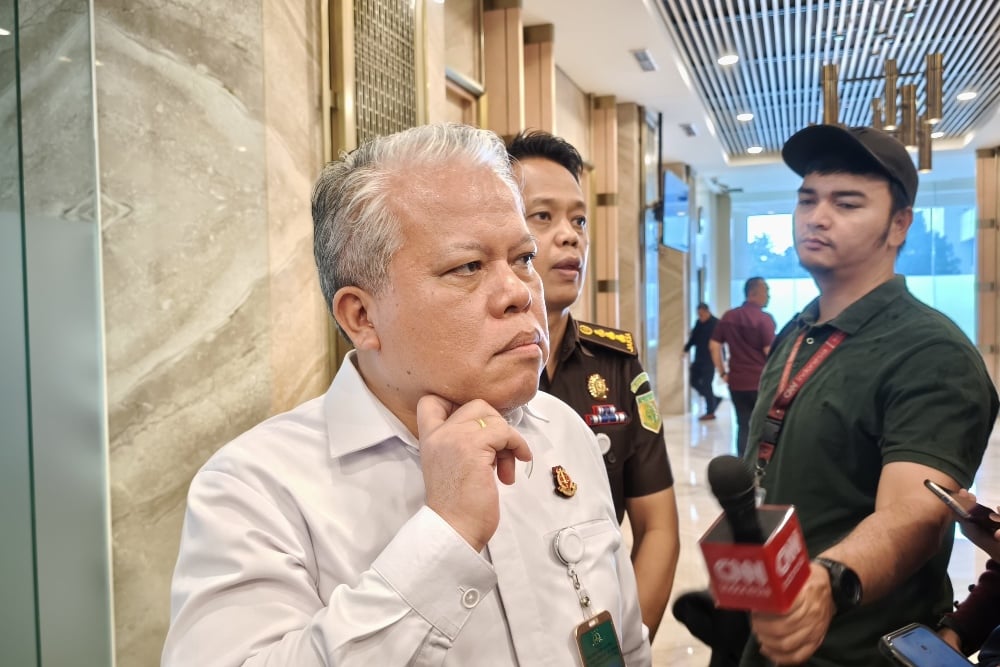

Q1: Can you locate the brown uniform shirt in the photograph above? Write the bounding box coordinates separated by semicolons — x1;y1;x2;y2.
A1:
539;316;674;523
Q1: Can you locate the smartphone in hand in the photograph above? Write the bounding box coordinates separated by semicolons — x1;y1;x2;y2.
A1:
880;623;973;666
923;479;1000;532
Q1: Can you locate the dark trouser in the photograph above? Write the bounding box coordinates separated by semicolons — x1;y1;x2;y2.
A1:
690;363;718;414
672;589;751;667
729;389;758;458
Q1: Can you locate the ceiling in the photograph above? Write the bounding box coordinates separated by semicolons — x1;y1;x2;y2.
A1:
521;0;1000;195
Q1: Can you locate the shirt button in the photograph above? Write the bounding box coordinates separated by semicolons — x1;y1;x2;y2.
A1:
606;452;617;465
461;588;480;609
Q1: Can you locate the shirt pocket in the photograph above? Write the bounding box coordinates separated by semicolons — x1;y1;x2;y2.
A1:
545;517;625;617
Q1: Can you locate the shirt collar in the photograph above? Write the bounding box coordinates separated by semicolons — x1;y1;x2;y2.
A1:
324;352;414;459
325;351;551;459
797;275;907;335
559;314;594;361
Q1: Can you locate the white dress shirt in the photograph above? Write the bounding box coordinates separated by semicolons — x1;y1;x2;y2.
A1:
162;353;651;666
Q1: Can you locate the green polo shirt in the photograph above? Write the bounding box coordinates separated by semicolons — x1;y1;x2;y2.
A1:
741;276;998;667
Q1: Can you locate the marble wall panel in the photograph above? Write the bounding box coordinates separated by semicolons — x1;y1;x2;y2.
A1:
616;103;641;341
94;1;330;663
424;0;448;124
555;66;590;161
262;0;329;413
657;246;687;415
444;0;481;83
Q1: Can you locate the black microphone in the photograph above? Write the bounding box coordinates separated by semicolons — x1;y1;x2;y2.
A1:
707;455;765;544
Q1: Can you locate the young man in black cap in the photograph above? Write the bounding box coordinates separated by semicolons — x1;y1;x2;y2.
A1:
739;125;998;667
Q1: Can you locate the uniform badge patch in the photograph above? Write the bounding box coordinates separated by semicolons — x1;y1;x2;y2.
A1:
629;371;650;394
551;465;578;498
635;391;662;433
587;373;609;399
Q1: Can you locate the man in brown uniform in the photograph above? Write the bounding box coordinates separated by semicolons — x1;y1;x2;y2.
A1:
507;130;680;640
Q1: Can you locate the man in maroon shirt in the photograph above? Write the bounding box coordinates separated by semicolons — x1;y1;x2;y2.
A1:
709;277;776;457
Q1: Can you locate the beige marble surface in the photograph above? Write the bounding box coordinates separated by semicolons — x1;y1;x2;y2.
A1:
263;0;330;414
95;1;328;664
657;245;688;415
645;394;997;666
555;66;591;161
617;103;642;343
444;0;481;84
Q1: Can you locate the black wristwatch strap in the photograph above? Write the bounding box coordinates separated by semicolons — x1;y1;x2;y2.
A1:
815;557;863;614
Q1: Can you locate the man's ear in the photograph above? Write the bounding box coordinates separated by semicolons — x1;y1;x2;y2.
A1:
332;286;381;350
889;207;914;249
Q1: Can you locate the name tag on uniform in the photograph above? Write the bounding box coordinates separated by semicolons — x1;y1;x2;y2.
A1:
575;610;625;667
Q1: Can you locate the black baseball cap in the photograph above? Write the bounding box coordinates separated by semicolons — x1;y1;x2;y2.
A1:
781;125;918;206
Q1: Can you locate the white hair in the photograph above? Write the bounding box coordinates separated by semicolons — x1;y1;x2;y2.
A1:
311;123;523;308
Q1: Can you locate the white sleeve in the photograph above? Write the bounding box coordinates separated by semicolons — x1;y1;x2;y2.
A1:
617;529;653;666
162;470;497;667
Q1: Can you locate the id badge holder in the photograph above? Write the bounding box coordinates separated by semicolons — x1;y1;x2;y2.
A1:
554;528;627;667
574;610;626;667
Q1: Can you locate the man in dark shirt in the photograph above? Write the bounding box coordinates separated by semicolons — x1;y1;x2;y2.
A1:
507;130;679;640
740;125;997;667
709;278;776;456
684;302;721;420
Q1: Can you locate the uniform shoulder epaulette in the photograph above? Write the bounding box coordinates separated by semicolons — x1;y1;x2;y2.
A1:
576;320;637;356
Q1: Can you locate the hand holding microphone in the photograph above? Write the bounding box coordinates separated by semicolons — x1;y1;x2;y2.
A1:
700;456;862;665
699;455;810;614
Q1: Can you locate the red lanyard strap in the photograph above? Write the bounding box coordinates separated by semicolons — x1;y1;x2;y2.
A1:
757;329;847;466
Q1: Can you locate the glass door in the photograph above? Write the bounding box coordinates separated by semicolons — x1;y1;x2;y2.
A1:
0;1;40;663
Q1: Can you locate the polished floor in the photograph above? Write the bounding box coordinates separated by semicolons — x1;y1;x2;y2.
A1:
637;391;998;666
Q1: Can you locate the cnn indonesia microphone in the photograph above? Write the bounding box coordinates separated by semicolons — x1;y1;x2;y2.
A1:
698;455;811;613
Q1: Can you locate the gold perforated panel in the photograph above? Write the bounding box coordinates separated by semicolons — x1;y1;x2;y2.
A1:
354;0;418;143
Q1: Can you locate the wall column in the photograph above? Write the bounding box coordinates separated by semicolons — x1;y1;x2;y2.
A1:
483;0;524;139
523;23;554;132
977;148;999;383
592;95;620;326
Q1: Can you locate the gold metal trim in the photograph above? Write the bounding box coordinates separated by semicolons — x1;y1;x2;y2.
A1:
870;98;883;130
597;280;620;293
594;95;617;110
523;24;554;44
884;59;898;130
900;84;917;148
822;64;839;125
925;53;943;124
484;0;521;9
918;115;932;173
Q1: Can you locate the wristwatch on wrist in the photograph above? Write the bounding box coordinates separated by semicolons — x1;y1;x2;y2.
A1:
814;557;862;614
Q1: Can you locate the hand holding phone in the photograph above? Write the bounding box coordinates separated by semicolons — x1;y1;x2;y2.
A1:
923;480;1000;532
880;623;973;666
925;480;1000;561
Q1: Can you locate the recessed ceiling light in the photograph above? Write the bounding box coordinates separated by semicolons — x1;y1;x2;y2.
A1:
747;146;764;154
957;91;978;101
931;131;945;139
58;56;72;63
717;53;739;66
736;112;754;122
0;28;10;36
